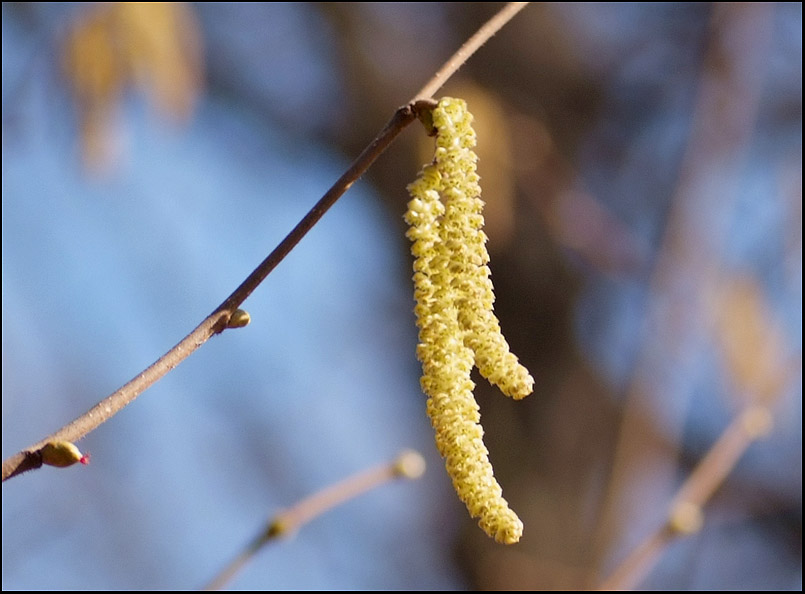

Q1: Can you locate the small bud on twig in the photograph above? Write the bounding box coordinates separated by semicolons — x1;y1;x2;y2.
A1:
226;309;251;329
40;441;90;468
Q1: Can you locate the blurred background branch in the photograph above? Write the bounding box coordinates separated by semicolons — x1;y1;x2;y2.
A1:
204;450;426;591
592;0;778;581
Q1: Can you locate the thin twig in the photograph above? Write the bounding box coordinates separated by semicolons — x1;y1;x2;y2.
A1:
597;406;774;591
412;2;529;102
203;450;426;591
2;2;530;482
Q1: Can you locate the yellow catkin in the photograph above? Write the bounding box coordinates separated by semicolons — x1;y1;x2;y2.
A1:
432;100;533;400
405;97;532;544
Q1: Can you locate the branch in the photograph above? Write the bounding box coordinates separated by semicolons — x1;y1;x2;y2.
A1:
597;405;775;591
203;450;426;591
411;2;529;102
2;2;530;482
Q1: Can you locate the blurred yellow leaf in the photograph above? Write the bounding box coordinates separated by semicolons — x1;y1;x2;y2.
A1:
715;276;790;405
63;2;203;172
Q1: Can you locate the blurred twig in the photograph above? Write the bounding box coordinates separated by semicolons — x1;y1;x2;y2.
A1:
598;269;798;590
2;3;530;481
203;450;426;591
510;110;649;275
598;405;774;590
591;1;776;588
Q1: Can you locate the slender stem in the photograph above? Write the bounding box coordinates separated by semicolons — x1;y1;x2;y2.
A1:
597;406;774;591
412;2;530;102
203;450;425;591
1;2;531;482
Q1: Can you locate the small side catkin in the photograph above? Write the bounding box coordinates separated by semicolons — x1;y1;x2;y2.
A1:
405;97;533;544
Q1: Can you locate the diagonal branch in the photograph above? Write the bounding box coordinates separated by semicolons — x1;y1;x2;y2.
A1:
2;2;530;482
203;450;426;591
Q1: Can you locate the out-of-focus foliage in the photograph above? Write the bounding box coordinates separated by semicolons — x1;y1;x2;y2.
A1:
715;277;794;407
63;2;202;170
